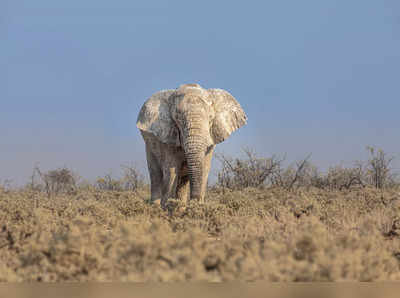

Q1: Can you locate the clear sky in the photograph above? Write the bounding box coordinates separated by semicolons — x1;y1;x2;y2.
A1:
2;1;400;185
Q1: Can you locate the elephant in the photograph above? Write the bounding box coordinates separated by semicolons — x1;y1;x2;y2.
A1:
136;83;247;208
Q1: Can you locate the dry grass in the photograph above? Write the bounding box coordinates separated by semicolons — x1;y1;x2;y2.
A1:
1;186;400;281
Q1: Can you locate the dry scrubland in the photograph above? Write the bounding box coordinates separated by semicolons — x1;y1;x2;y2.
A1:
1;185;400;281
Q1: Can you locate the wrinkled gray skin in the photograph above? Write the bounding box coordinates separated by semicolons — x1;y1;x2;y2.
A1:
137;84;247;209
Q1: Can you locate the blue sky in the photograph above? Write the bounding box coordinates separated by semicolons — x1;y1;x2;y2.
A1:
2;1;400;184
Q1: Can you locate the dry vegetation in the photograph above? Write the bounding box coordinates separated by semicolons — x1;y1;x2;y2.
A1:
1;147;399;282
1;186;400;282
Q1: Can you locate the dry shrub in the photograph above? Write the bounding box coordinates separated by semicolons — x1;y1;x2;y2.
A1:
95;164;145;192
321;163;365;190
365;146;396;189
216;147;398;191
270;155;313;190
95;173;123;191
0;180;12;194
29;166;77;197
1;186;400;281
216;148;283;191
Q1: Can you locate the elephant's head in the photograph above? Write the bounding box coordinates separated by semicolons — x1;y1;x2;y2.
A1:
137;83;247;200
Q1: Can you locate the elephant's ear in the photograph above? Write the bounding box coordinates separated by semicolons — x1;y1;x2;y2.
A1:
136;90;180;145
208;89;247;144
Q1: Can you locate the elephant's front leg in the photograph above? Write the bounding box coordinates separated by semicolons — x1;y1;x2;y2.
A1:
175;149;189;205
161;166;178;209
199;145;215;203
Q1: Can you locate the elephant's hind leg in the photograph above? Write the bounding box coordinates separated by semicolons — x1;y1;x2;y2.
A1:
176;174;190;205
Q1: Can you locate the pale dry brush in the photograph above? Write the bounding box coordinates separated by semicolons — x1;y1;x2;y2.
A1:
1;186;400;281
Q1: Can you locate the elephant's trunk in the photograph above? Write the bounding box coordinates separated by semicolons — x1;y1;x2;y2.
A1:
183;119;208;201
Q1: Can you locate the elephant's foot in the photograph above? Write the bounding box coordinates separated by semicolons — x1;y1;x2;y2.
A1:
160;197;169;210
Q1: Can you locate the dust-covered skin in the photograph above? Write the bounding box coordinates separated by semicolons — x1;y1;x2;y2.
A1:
137;84;247;208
